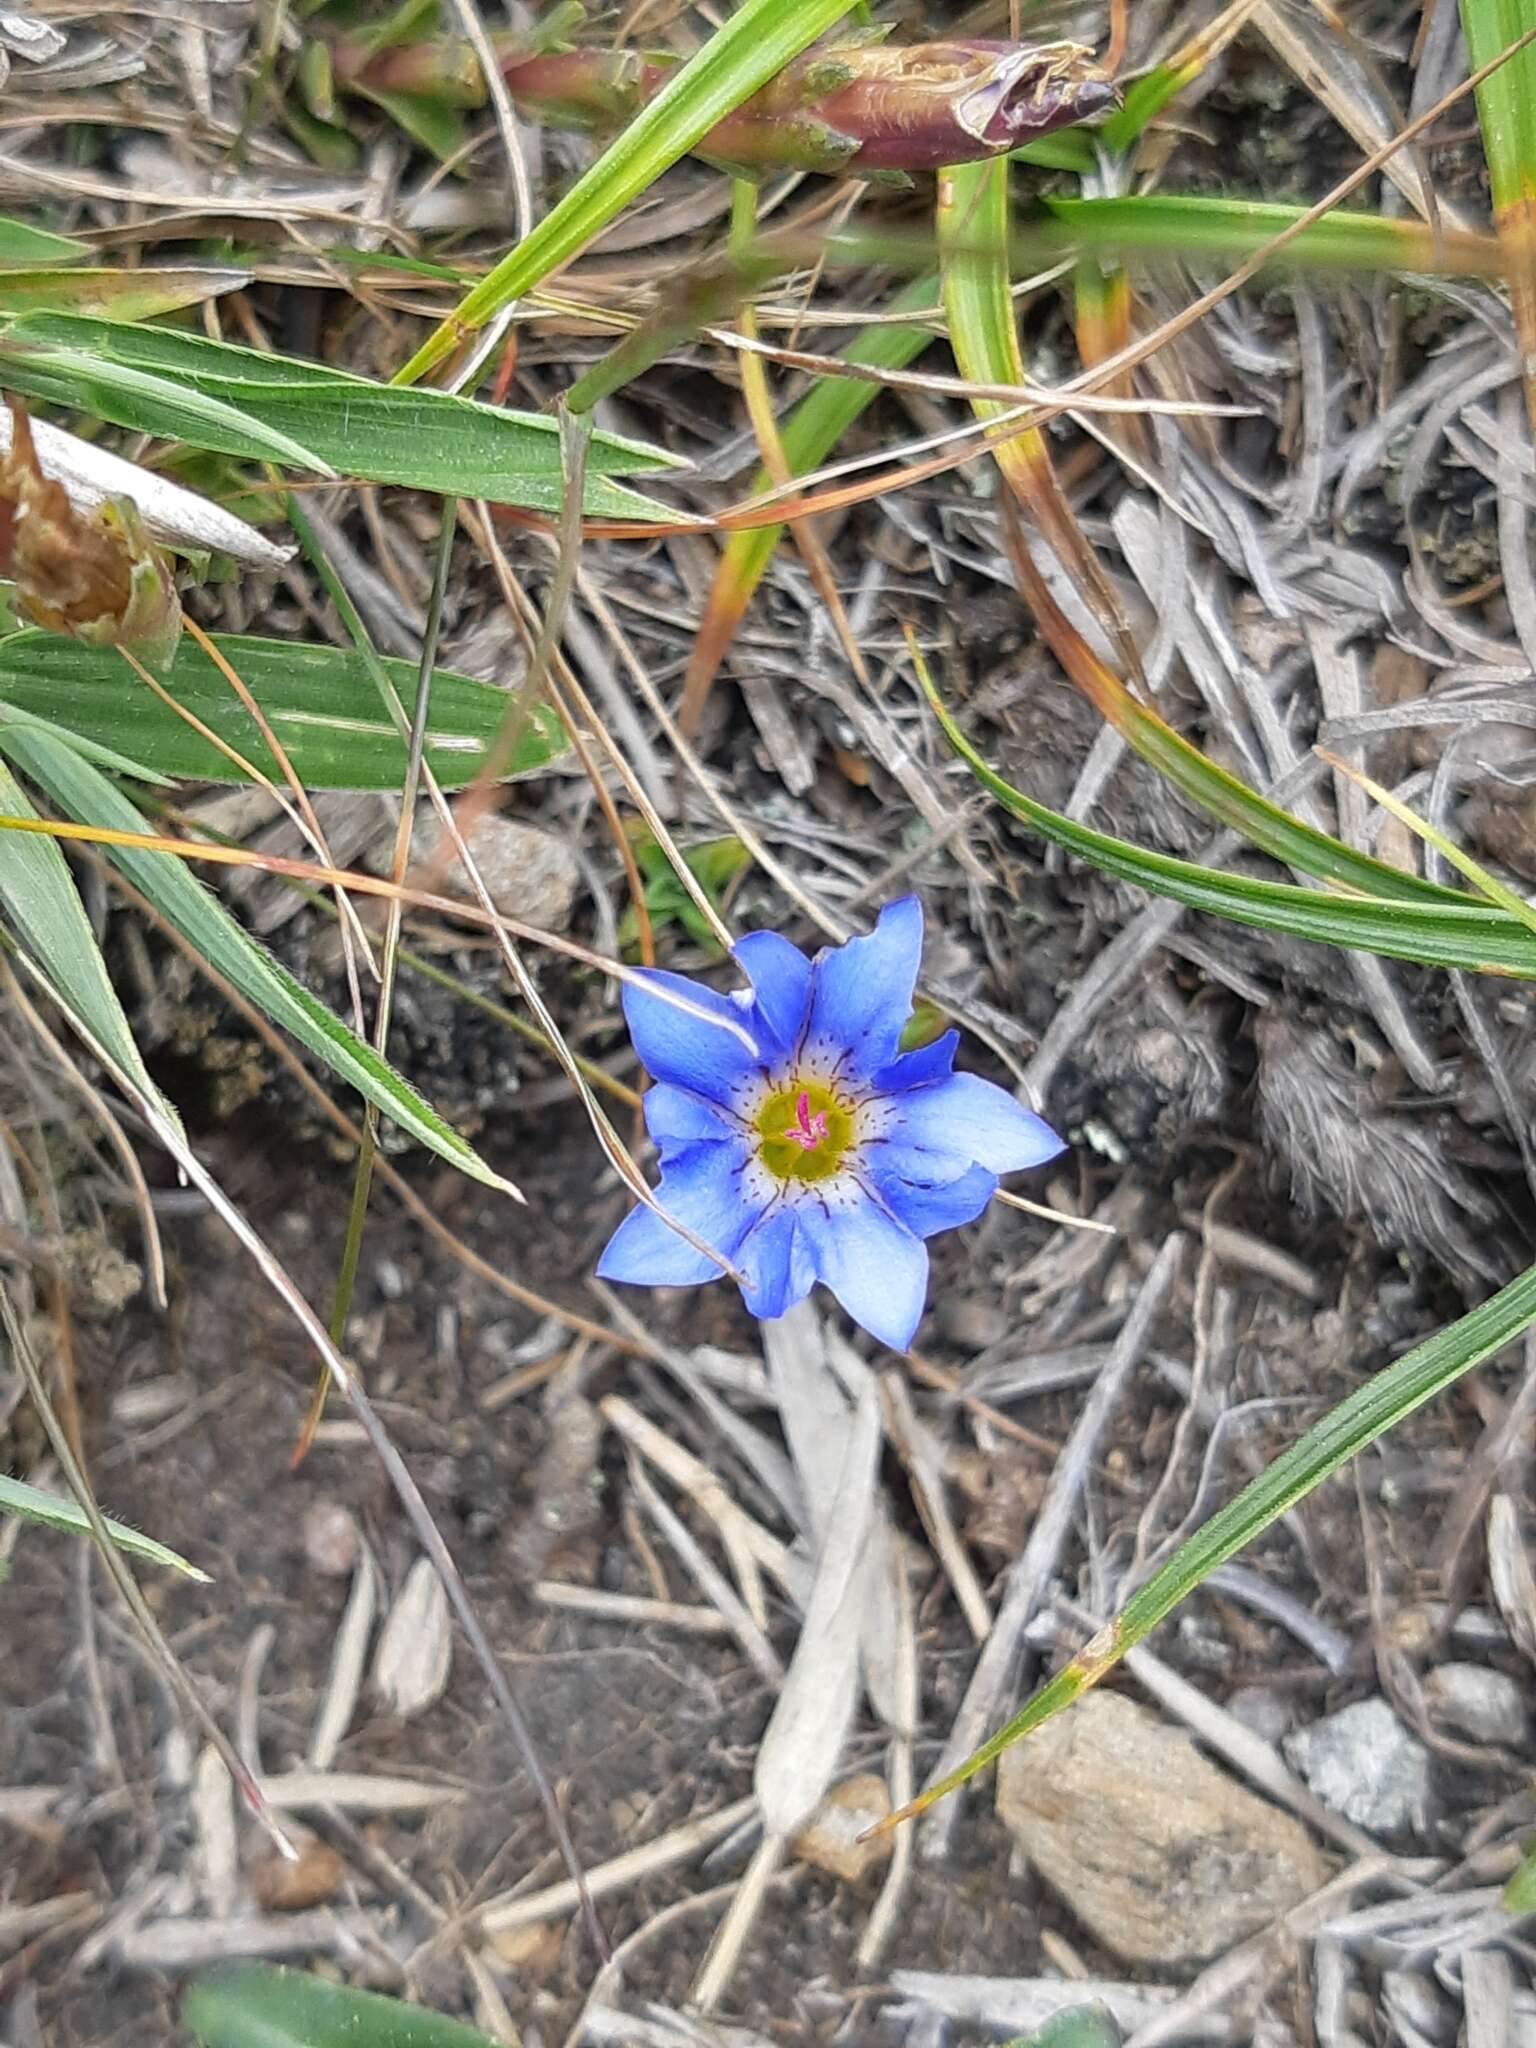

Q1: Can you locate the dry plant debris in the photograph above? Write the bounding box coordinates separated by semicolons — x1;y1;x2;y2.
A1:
2;1;1536;2045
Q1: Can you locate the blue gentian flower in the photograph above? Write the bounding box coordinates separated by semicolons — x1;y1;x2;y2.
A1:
596;896;1064;1350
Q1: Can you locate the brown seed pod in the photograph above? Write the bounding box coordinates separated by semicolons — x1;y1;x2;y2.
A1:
0;397;181;666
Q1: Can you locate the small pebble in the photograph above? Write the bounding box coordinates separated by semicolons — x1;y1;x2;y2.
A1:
250;1833;345;1911
1423;1662;1529;1746
1284;1697;1432;1837
935;1298;1008;1348
302;1501;360;1578
1225;1684;1294;1745
487;1920;566;1982
791;1774;893;1884
373;1556;452;1719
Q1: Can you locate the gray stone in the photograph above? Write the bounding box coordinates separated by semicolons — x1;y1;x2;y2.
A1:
1283;1697;1432;1837
996;1689;1328;1969
1225;1684;1294;1745
408;809;579;932
1423;1662;1529;1746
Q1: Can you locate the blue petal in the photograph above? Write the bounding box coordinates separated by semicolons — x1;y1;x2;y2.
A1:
890;1073;1065;1174
733;931;813;1057
596;1139;759;1288
623;970;760;1104
806;896;923;1080
643;1082;740;1158
866;1151;997;1239
872;1029;959;1094
799;1183;929;1351
737;1203;816;1321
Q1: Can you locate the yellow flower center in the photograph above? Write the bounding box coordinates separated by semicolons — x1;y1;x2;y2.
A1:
755;1079;854;1184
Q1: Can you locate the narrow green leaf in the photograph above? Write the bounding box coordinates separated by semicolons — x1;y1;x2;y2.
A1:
1460;0;1536;432
0;756;177;1125
921;673;1536;979
0;267;245;320
717;272;940;617
1115;1256;1536;1684
929;182;1515;929
1078;666;1468;909
2;729;520;1198
916;1253;1536;1814
0;217;90;265
0;631;568;791
353;84;469;160
0;341;332;474
1004;2009;1122;2048
1012;128;1095;173
810;202;1501;291
283;102;366;172
0;313;685;517
185;1966;504;2048
393;0;857;384
941;158;1029;430
1043;194;1503;279
1505;1842;1536;1913
1461;0;1536;219
1098;65;1188;153
1325;749;1536;936
0;1473;208;1580
0;698;172;785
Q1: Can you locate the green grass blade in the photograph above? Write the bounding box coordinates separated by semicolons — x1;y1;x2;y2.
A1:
0;698;172;785
976;503;1472;910
0;268;244;320
813;200;1501;288
0;630;568;791
0;217;90;264
926;198;1515;925
393;0;856;385
1323;748;1536;936
921;670;1536;978
1012;129;1095;173
2;728;519;1198
1506;1844;1536;1913
0;341;332;473
1044;194;1502;278
900;1252;1536;1819
0;756;177;1127
0;314;685;516
185;1966;503;2048
708;273;940;631
1461;0;1536;428
0;1473;208;1580
1005;2011;1123;2048
1077;669;1465;906
1461;0;1536;218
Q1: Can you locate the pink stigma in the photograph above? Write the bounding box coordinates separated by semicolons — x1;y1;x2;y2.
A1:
786;1089;828;1150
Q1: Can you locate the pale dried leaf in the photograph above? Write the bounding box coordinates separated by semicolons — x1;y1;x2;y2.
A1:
762;1305;905;1724
1487;1494;1536;1669
192;1743;240;1918
307;1545;377;1770
258;1770;459;1812
890;1970;1200;2038
761;1298;847;1542
0;12;66;61
373;1554;452;1719
755;1378;880;1839
0;406;292;571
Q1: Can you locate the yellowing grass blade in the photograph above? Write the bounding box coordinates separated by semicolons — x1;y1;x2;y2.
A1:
1462;0;1536;428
